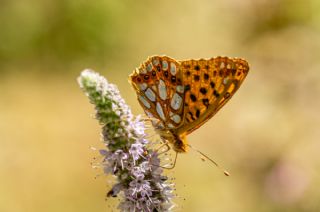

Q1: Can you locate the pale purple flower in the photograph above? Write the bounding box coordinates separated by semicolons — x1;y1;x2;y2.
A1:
129;143;145;162
107;150;129;171
131;166;145;179
128;179;152;198
78;69;174;211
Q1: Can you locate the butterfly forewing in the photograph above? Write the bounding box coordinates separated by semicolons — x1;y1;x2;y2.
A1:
175;57;249;135
129;56;186;130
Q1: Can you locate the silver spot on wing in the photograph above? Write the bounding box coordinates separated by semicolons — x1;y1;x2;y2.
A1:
152;58;159;66
170;93;182;110
139;96;150;109
138;83;147;91
170;62;177;75
147;63;153;72
171;114;181;123
162;60;168;70
156;102;166;120
145;88;156;102
158;79;167;100
176;85;184;93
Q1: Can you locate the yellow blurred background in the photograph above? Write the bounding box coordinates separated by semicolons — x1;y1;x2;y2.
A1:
1;0;320;211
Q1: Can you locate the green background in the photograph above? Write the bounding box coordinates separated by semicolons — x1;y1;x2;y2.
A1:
1;0;320;211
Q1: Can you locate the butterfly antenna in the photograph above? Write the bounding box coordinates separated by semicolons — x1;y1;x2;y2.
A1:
187;144;230;176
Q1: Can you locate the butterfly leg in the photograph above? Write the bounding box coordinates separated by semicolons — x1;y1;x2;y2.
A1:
150;151;178;170
161;151;178;170
154;141;171;155
149;141;179;169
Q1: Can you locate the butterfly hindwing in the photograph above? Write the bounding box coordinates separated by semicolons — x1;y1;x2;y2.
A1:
129;56;186;130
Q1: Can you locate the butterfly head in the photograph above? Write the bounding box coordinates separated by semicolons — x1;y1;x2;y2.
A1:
157;129;188;153
172;133;188;153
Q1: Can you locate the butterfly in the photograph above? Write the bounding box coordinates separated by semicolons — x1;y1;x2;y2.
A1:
129;55;249;154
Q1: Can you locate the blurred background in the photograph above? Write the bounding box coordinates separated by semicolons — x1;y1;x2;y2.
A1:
1;0;320;211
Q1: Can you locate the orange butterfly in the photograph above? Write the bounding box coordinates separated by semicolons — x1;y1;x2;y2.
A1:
130;56;249;156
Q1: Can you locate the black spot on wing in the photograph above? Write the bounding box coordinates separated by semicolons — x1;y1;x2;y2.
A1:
196;109;200;118
190;93;197;102
200;87;207;95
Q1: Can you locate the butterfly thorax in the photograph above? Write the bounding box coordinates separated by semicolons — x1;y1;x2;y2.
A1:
156;129;188;153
